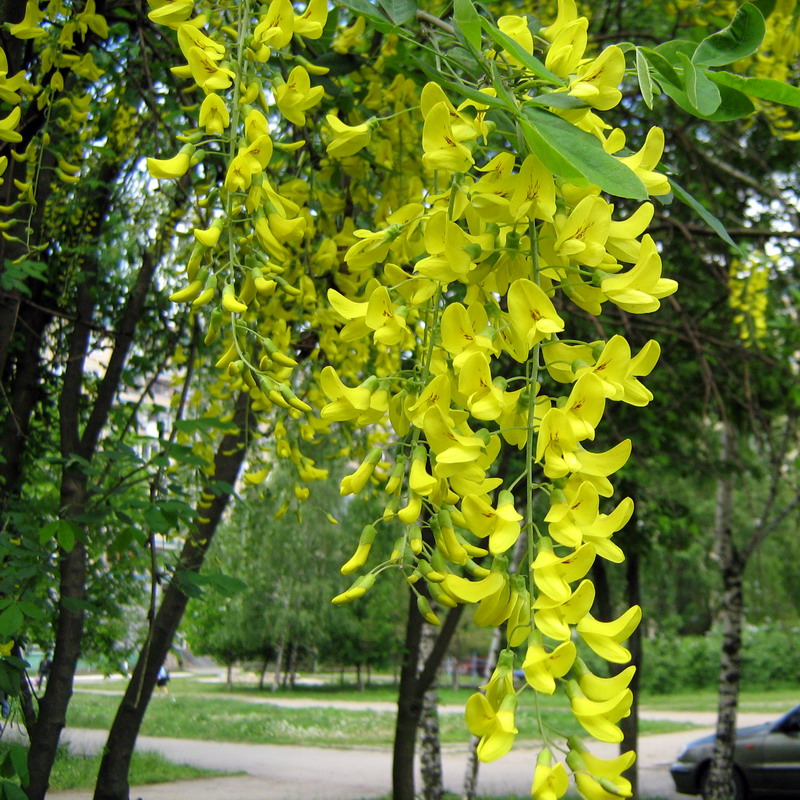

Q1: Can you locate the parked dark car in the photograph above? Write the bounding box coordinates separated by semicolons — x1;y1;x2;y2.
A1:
671;705;800;799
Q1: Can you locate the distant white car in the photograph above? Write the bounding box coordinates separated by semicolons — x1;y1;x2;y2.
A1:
670;705;800;799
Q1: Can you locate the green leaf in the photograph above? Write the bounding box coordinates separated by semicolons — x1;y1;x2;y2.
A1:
17;602;44;619
518;119;586;186
2;780;29;800
678;53;721;115
481;18;562;84
647;60;754;121
377;0;416;24
56;520;80;553
692;3;766;67
8;747;27;787
636;48;654;109
0;606;23;638
334;0;395;31
708;70;800;107
641;47;681;87
670;178;743;253
521;107;648;200
0;662;21;696
193;571;248;597
488;60;518;111
38;520;60;545
525;92;587;110
453;0;482;51
144;507;171;533
751;0;776;17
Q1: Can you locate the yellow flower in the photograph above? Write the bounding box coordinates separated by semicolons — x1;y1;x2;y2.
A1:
147;144;193;179
531;749;569;800
614;127;671;196
522;638;577;694
365;285;407;345
567;736;635;799
511;154;556;222
319;367;388;426
534;578;596;641
422;101;475;174
577;605;642;663
339;448;382;496
569;46;626;111
600;235;678;313
199;93;230;135
0;106;22;144
294;0;328;38
554;196;612;267
252;0;295;59
148;0;194;29
566;680;633;743
186;46;235;92
545;18;587;77
325;115;373;158
531;540;596;603
274;66;324;127
507;279;565;354
465;692;518;762
9;0;46;39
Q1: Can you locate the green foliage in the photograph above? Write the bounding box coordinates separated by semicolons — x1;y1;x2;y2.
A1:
641;627;800;694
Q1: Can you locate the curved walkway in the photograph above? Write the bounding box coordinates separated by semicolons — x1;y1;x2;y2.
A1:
48;705;780;800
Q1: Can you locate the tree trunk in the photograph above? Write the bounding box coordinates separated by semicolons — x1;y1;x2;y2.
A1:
393;589;424;800
272;636;285;691
25;481;87;800
392;588;464;800
27;226;145;797
419;621;443;800
704;426;743;800
92;392;250;800
226;662;234;691
259;654;270;690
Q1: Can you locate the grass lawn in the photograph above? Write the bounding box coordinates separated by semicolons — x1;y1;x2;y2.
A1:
639;687;799;713
68;686;691;747
0;742;233;791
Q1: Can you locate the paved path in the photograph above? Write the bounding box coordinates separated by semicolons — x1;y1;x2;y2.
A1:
46;702;781;800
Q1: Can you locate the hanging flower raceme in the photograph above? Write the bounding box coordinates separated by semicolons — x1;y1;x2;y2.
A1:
143;1;686;797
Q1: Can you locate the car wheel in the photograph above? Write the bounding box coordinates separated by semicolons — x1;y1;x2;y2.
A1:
700;766;748;800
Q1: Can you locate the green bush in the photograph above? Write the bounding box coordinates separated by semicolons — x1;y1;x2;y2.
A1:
641;626;800;694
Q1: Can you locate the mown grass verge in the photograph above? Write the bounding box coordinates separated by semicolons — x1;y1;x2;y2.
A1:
0;742;233;791
67;690;691;747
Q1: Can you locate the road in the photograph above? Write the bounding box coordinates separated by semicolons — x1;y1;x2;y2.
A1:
47;694;780;800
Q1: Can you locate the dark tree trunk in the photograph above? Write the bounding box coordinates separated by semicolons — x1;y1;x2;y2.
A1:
392;589;463;800
25;475;88;800
272;636;286;691
92;392;250;800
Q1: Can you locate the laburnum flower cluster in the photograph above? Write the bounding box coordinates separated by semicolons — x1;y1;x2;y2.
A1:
148;0;678;795
0;0;110;252
318;2;677;798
